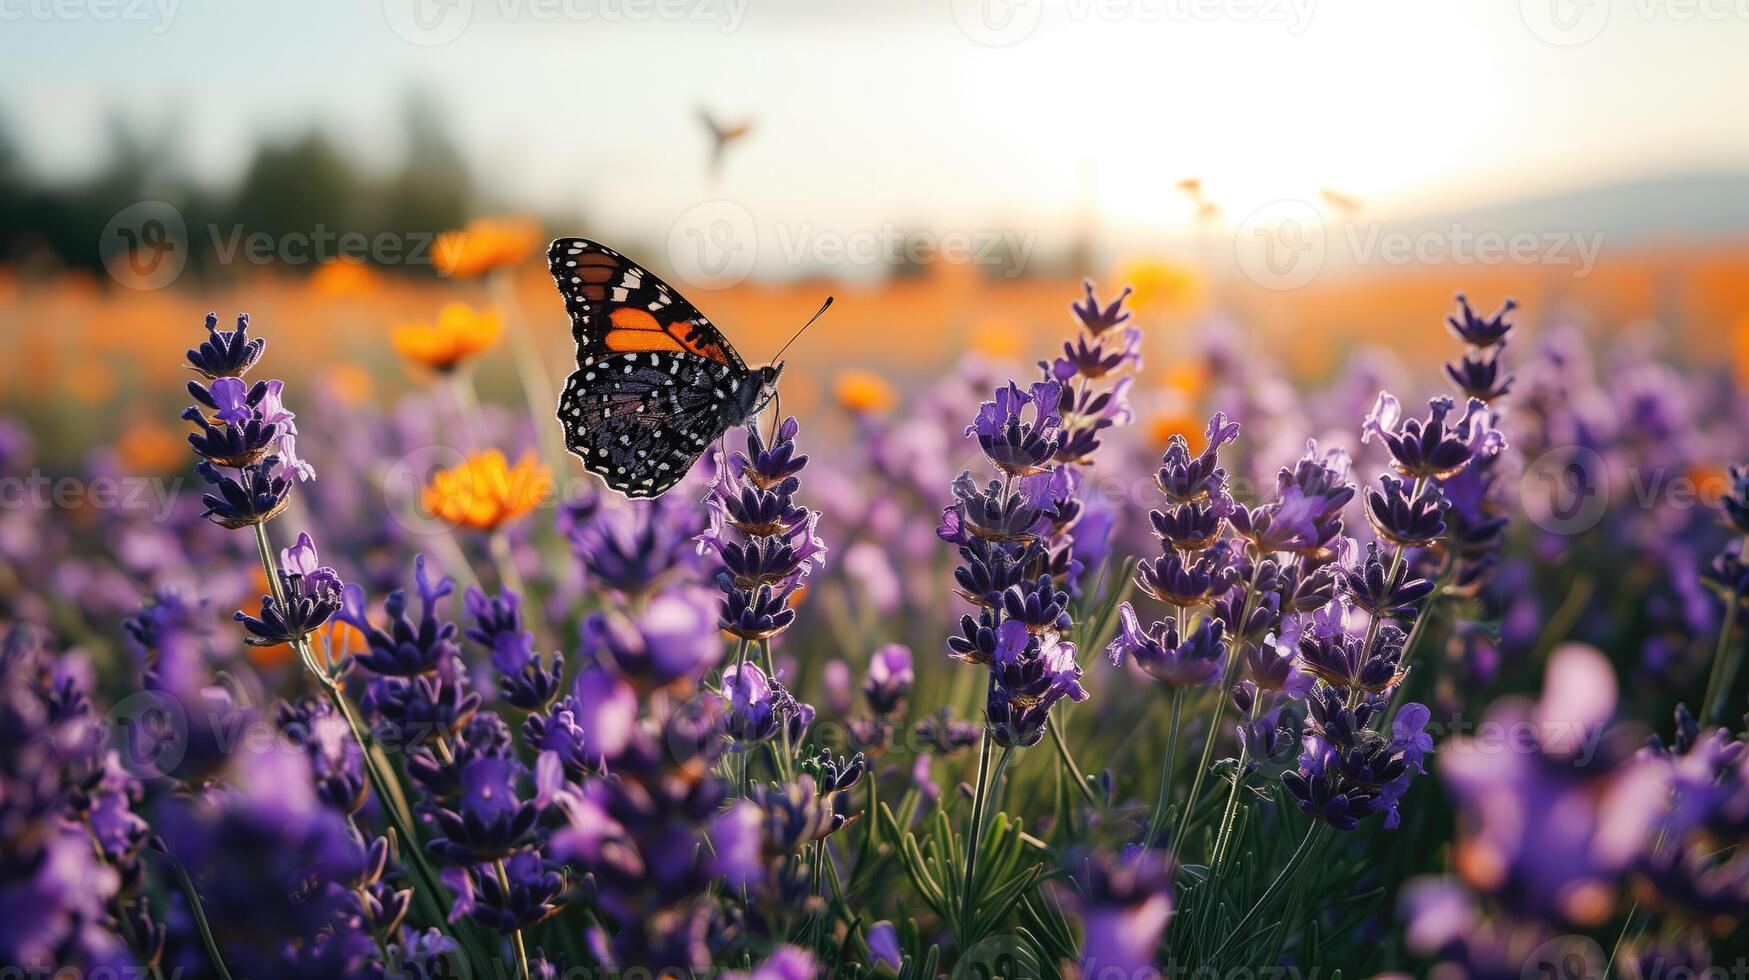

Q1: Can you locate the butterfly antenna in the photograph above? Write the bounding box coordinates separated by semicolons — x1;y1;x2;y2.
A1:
767;387;782;445
770;296;834;363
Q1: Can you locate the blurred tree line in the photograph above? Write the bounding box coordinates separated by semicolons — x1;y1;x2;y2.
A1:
0;93;474;279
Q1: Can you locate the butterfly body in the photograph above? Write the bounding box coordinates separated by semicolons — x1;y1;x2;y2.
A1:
549;237;781;498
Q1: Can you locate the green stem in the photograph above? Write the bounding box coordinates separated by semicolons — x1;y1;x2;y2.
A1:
1145;687;1186;847
1047;710;1101;809
1701;545;1748;723
1173;556;1268;861
488;530;551;643
494;859;532;980
166;853;235;980
1210;823;1324;961
250;522;465;957
1211;699;1261;871
490;269;567;474
960;728;995;940
761;640;795;783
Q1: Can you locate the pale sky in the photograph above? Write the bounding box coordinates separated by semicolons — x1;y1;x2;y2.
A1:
5;0;1748;255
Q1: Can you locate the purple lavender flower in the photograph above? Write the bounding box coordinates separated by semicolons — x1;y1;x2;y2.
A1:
700;417;824;643
862;643;914;716
1055;845;1174;979
186;312;265;379
1444;293;1517;349
566;494;706;597
985;620;1088;748
865;921;903;969
1723;463;1749;535
1107;603;1226;687
195;456;292;528
1362;394;1505;483
235;531;344;645
342;555;462;677
1070;279;1134;336
967;379;1064;477
464;585;563;711
1340;541;1435;620
579;589;720;693
1365;474;1449;547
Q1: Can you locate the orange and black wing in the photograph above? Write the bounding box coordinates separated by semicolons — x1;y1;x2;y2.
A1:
547;238;745;371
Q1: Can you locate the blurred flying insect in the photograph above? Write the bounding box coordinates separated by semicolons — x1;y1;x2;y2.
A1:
698;106;753;176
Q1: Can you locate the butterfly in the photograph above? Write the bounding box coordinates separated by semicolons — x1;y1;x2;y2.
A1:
548;238;789;499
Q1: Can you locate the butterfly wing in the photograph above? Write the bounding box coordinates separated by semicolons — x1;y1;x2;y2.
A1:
547;238;746;371
557;349;742;498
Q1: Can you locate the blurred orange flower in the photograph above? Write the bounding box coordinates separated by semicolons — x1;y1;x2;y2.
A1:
968;319;1022;359
323;362;375;407
67;361;116;404
433;217;542;279
833;369;896;415
1161;359;1207;398
392;303;503;372
309;258;381;298
1112;258;1203;314
1147;411;1206;454
115;419;183;473
421;450;551;531
1733;312;1749;386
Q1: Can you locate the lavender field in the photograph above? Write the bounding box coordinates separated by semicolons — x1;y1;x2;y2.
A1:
7;5;1749;978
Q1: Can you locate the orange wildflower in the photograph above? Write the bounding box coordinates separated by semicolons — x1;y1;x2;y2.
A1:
1147;411;1206;454
1733;312;1749;387
420;450;551;531
968;319;1023;359
1112;258;1203;314
309;258;381;297
391;303;503;372
323;362;375;407
833;369;896;415
114;419;184;473
432;216;542;279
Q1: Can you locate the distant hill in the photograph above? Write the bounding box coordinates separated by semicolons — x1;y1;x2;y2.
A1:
1379;171;1749;244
